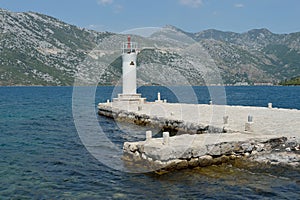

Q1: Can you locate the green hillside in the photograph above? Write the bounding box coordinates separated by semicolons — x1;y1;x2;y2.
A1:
280;76;300;85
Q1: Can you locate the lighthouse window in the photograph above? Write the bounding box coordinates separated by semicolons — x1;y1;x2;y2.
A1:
130;61;135;65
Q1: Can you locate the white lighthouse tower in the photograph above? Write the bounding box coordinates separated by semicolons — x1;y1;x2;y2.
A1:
114;36;145;103
122;36;137;94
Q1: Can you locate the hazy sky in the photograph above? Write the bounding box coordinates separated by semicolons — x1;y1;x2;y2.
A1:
0;0;299;34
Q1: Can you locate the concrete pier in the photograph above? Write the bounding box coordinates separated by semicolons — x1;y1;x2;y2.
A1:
98;101;300;172
98;102;300;136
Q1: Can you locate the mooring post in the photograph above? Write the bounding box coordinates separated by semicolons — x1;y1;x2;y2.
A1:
163;132;170;145
138;106;142;111
223;116;229;124
139;98;145;104
268;103;272;109
107;99;110;103
248;115;253;122
146;131;152;141
245;115;254;132
156;92;165;103
223;116;229;132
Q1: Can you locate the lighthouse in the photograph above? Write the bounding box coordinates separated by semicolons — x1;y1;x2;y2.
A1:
122;36;137;94
114;36;145;103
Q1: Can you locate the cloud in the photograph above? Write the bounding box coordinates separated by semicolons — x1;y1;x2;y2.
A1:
97;0;113;6
113;4;123;13
97;0;123;14
87;24;106;31
234;3;244;8
179;0;203;8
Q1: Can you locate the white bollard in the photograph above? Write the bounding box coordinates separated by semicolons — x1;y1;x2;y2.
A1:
164;99;167;103
209;100;212;105
162;132;170;145
223;116;229;124
245;115;253;132
146;131;152;141
268;103;272;109
248;115;253;122
157;92;161;101
107;99;110;103
245;122;253;132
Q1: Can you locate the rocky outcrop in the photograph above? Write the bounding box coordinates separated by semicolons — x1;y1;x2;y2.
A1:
250;137;300;167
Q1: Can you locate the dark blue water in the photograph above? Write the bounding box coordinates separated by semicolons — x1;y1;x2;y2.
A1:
1;86;300;199
137;86;300;109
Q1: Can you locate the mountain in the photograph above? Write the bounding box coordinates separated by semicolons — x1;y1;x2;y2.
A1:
193;28;300;84
0;8;112;85
1;9;300;86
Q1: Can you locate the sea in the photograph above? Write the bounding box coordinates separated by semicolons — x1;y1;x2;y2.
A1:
1;86;300;199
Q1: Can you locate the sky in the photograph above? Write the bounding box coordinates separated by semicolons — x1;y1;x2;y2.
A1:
0;0;299;34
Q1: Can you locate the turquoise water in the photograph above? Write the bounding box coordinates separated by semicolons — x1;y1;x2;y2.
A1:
1;86;300;199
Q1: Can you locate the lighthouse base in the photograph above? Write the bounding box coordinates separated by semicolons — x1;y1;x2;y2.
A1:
113;94;146;103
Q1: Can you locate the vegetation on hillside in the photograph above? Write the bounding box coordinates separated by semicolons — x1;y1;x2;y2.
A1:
280;76;300;86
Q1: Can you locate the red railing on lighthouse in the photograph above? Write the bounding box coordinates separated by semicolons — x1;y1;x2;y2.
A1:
122;35;138;54
127;36;131;49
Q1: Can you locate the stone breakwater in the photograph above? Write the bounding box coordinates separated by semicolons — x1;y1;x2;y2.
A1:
98;103;231;134
98;102;300;172
98;102;300;136
122;134;300;173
